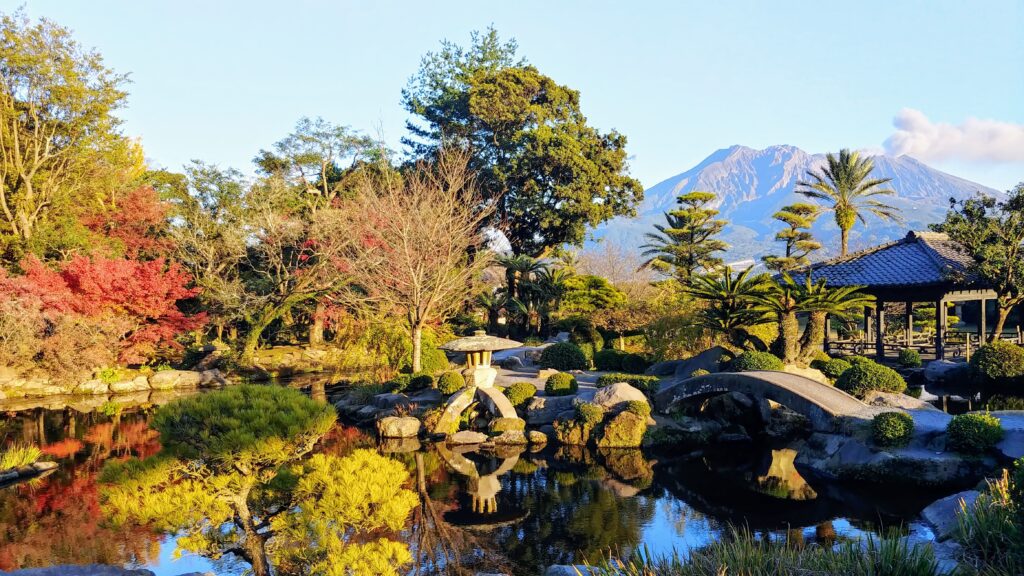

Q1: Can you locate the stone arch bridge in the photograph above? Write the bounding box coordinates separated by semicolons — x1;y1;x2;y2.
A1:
654;371;886;433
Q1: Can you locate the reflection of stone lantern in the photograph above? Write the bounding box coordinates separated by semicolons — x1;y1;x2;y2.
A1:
439;330;521;390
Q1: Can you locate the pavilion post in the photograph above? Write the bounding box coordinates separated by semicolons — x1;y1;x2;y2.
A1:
979;298;987;343
905;302;914;346
864;307;872;347
935;300;945;360
875;302;886;361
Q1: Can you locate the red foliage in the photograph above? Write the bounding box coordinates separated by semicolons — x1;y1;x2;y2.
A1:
0;255;206;365
81;186;174;259
40;438;84;459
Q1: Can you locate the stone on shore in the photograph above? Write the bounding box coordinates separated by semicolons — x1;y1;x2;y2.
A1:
376;416;421;438
108;376;150;394
149;369;202;390
450;430;488;445
596;411;647;448
921;490;980;541
592;382;648;413
525;394;576;425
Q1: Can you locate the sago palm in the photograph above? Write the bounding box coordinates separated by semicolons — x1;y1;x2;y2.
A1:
797;279;875;363
753;274;816;364
685;266;773;350
796;149;899;257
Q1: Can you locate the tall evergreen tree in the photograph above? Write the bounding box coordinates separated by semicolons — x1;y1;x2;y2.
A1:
640;191;728;283
763;203;821;271
795;149;899;256
402;28;643;256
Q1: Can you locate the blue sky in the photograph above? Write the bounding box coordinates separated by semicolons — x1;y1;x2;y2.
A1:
10;0;1024;190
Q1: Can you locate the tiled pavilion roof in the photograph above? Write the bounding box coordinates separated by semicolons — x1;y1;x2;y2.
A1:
798;231;978;289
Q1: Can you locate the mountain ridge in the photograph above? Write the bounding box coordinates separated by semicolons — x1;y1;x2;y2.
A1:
597;144;1003;262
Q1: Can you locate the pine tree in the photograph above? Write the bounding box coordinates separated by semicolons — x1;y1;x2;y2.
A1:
763;203;822;271
640;191;728;283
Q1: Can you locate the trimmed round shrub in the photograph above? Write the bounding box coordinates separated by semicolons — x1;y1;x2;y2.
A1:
844;355;873;366
625;400;651;418
503;381;537;408
970;341;1024;383
539;342;589;371
545;372;578;396
835;361;906;399
812;350;831;364
897;348;922;368
437;371;465;395
386;374;411;393
727;351;784;372
621;353;649;374
872;411;914;447
818;358;852;380
409;373;434;390
575;402;606;426
690;368;711;378
946;413;1004;453
593;349;625;371
400;346;450;374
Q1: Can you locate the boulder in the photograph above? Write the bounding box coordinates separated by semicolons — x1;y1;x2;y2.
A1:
74;379;109;395
198;369;229;387
501;356;525;370
863;390;940;412
545;566;595;576
109;376;150;394
645;359;682;377
548;332;570;343
525;394;576;425
672;346;728;379
596;411;647;448
646;415;723;447
372;393;413;410
492;430;528;445
591;382;648;414
408;388;444;406
376;416;421;438
921;490;980;541
783;364;829;385
148;370;202;390
924;360;971;383
450;430;487;445
528;430;549;445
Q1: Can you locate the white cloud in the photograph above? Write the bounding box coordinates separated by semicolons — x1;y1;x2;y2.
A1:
883;108;1024;163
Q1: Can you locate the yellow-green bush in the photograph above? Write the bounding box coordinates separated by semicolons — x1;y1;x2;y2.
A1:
545;372;578;396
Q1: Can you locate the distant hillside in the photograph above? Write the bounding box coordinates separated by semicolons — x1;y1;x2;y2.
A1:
596;145;1002;263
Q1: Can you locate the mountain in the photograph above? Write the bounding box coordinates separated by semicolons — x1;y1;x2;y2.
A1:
595;145;1003;263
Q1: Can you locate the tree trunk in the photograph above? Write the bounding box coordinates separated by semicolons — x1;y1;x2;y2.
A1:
309;301;326;346
241;307;280;364
233;489;271;576
840;228;849;257
798;311;827;364
778;311;800;364
411;323;423;373
991;305;1012;343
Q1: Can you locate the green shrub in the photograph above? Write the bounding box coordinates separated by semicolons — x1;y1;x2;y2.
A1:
624;400;651;418
593;349;625;371
1011;458;1024;516
835;361;906;398
436;371;465;395
897;348;922;368
818;358;852;380
545;372;578;396
844;355;873;366
971;341;1024;383
620;353;649;374
503;381;537;408
727;351;784;372
595;373;661;396
690;368;711;378
97;367;122;384
986;394;1024;411
386;374;412;393
811;350;831;364
872;412;914;447
575;402;606;426
947;413;1004;453
539;342;589;371
564;317;604;367
399;343;450;375
409;373;434;390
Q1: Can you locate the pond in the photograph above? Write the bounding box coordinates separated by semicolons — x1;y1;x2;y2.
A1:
0;386;957;575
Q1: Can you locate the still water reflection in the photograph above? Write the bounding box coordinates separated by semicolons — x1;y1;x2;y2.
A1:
0;390;952;575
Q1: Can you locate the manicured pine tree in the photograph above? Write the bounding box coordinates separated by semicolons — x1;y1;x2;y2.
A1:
763;203;822;272
641;191;729;284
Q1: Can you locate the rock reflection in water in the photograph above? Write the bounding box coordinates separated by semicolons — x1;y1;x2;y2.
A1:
755;448;817;501
439;443;528;526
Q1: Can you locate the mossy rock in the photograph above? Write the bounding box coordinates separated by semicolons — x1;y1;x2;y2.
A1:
488;417;526;434
596;411;647;448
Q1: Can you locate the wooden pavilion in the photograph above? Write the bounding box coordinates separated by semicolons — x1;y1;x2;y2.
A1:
797;231;1021;361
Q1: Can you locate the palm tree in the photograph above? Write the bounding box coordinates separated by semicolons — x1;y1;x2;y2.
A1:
796;149;899;257
685;266;772;350
797;279;875;363
753;274;815;363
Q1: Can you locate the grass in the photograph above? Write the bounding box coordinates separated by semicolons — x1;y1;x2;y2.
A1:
0;444;43;470
956;469;1024;575
583;529;941;576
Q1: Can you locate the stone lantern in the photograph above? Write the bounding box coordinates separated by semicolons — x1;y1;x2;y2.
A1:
439;330;521;390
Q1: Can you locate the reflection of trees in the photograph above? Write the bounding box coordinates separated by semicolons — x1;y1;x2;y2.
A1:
489;451;656;573
100;386;418;576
